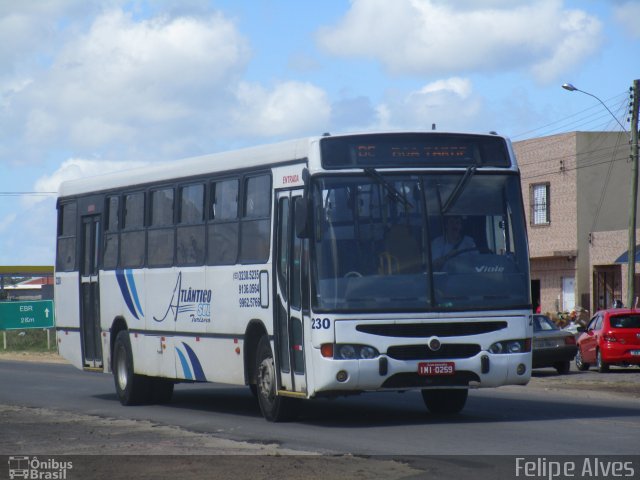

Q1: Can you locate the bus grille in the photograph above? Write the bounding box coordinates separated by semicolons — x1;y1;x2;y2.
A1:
356;321;507;338
386;343;481;360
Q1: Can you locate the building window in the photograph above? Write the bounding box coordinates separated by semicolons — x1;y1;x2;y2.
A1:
531;183;550;225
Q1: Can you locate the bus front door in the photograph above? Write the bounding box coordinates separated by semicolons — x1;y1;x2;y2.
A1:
79;214;103;369
274;190;307;396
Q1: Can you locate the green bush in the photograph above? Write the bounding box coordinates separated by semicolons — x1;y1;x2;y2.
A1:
2;328;55;351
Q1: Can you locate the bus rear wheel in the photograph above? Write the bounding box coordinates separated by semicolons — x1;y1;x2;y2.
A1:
113;330;150;406
421;388;468;415
255;335;297;422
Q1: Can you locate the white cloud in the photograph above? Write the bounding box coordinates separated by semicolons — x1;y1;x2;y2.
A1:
232;81;331;137
613;1;640;38
31;158;150;201
317;0;602;84
372;77;483;131
418;78;473;98
1;8;252;164
530;8;602;83
2;157;151;265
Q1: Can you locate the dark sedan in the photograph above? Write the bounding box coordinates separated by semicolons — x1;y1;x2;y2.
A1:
532;314;578;374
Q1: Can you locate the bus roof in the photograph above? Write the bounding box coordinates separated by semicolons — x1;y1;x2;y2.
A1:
58;136;314;198
57;131;513;198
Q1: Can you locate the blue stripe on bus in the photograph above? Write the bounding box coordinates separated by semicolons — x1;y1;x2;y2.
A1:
115;269;139;320
176;348;193;380
125;269;144;317
182;342;206;381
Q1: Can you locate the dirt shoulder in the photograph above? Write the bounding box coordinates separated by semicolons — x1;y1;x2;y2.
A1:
0;404;420;479
0;351;68;364
0;352;422;479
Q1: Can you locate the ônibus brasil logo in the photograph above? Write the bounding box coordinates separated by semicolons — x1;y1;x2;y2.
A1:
8;456;73;480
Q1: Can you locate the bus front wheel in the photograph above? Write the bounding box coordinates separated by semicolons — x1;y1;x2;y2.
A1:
255;335;297;422
421;388;468;415
113;330;149;406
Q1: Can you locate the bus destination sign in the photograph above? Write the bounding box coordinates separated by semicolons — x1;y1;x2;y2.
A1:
321;133;510;169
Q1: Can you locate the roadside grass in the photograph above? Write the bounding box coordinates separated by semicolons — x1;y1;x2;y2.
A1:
1;328;56;352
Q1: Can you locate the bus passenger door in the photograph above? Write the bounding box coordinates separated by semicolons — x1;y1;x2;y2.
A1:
274;190;307;395
79;215;103;369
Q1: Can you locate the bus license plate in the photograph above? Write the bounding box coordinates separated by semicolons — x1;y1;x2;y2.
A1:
418;362;455;376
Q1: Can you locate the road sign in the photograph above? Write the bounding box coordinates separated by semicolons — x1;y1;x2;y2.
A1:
0;300;55;330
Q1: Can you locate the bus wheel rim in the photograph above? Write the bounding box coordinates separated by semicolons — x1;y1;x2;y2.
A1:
258;357;275;401
116;347;128;391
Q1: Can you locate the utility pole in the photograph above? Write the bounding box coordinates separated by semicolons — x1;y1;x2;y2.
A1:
629;79;640;308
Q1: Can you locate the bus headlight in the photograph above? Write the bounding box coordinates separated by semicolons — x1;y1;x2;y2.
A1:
332;344;380;360
488;339;531;354
360;346;378;359
338;345;357;360
507;341;522;353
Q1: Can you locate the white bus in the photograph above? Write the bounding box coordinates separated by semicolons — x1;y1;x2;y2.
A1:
55;131;532;421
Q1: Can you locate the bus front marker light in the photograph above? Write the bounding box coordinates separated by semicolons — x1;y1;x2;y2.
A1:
481;355;490;374
320;344;334;358
336;370;349;382
379;357;388;375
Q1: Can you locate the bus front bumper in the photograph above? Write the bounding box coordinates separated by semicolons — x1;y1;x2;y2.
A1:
310;349;531;395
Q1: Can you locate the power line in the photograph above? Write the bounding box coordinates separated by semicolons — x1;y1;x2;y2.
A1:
511;91;629;140
521;154;629;181
517;141;628;168
0;192;57;196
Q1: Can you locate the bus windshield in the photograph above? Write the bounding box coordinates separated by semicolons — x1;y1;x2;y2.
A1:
310;173;530;312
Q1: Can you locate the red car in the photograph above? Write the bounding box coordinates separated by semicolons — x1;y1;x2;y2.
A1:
575;308;640;372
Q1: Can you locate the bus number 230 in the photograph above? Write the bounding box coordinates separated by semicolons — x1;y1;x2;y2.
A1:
312;318;331;330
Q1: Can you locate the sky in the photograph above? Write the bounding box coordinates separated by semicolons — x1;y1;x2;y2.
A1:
0;0;639;266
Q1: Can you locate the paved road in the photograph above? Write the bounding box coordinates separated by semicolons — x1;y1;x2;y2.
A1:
1;359;639;457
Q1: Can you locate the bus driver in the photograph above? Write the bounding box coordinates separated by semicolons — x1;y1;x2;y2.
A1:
431;215;476;269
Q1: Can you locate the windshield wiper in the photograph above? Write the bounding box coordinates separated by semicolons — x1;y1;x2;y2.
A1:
442;166;476;214
363;168;413;210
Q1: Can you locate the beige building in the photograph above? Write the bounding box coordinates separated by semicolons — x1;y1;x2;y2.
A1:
513;131;638;316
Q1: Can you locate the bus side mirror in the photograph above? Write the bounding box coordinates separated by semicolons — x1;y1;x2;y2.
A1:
294;196;309;238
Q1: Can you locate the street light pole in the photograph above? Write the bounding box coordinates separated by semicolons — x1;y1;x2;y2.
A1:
562;81;640;308
630;80;640;307
562;83;629;132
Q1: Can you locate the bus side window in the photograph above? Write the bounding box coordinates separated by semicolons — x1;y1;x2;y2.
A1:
121;192;146;268
103;196;119;269
239;174;271;264
148;187;175;267
208;178;239;265
56;201;77;272
177;183;205;266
